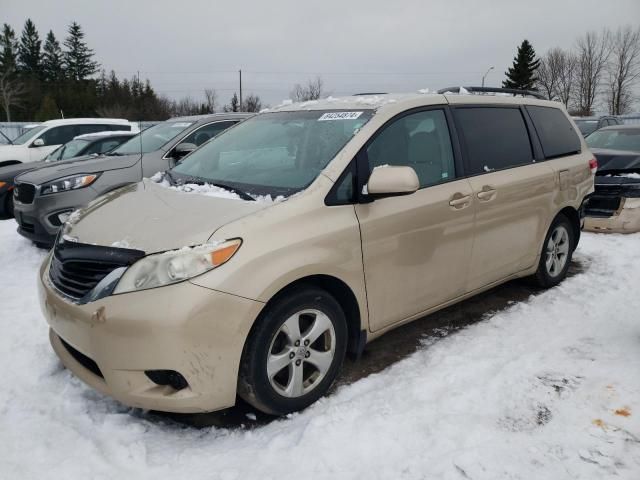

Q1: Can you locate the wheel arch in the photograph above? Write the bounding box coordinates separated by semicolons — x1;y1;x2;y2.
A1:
558;206;581;250
250;274;365;357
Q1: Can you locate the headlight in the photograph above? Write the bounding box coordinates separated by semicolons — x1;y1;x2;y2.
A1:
41;174;99;195
113;239;242;294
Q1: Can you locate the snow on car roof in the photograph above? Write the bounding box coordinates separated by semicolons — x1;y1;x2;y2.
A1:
39;118;131;126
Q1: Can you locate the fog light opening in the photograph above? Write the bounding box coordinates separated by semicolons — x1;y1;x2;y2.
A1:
144;370;189;390
48;210;73;227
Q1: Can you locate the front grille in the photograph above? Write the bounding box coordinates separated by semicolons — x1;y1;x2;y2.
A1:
59;336;103;378
49;240;145;301
14;183;36;204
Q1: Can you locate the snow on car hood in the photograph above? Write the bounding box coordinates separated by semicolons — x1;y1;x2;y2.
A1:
64;178;272;252
15;153;141;185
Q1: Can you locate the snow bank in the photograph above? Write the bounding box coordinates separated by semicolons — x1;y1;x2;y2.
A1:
0;221;639;479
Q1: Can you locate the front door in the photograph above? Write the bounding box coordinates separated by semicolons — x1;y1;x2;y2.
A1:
355;108;476;332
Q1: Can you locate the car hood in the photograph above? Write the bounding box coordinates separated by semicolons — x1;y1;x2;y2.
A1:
592;148;640;174
65;179;272;252
0;159;47;182
0;144;26;161
16;153;141;185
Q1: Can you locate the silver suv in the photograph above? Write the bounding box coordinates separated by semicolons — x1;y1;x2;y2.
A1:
13;113;251;246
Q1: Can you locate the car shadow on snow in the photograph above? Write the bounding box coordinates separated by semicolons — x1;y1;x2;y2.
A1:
148;259;586;429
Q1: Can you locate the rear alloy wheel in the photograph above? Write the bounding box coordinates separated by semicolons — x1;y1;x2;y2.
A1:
238;287;347;415
533;214;574;288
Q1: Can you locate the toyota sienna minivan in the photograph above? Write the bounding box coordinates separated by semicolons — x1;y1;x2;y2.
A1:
38;90;594;416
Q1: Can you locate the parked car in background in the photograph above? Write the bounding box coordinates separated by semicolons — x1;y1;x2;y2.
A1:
0;118;137;166
584;125;640;233
38;91;594;416
0;131;136;218
13;113;250;246
572;115;623;137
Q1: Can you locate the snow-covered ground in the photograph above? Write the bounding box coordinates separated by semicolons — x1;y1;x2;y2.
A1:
0;221;639;479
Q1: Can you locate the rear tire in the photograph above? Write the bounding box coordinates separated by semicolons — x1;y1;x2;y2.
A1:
532;214;574;288
238;286;347;415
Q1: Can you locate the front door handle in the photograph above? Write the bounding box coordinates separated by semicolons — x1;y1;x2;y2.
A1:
477;187;497;201
449;194;471;209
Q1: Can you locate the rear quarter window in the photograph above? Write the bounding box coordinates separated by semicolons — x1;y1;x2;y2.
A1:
454;107;533;175
527;106;581;159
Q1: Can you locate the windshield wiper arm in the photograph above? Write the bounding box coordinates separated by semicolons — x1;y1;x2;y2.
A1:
207;181;256;201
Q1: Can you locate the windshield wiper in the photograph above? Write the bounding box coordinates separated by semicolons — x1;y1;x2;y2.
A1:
106;151;124;156
184;177;255;201
164;170;177;185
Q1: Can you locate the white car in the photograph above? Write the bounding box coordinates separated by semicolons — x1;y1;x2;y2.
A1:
0;118;138;166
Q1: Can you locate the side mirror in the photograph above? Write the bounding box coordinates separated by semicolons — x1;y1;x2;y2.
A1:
366;166;419;199
32;138;45;147
173;142;197;159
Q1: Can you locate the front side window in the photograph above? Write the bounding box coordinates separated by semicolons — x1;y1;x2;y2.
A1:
111;121;194;155
454;107;533;174
366;109;456;188
39;125;78;146
171;110;373;197
527;106;581;159
586;129;640;152
179;121;237;147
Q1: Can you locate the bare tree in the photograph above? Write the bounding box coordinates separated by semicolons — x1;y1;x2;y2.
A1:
173;96;205;116
243;93;263;112
556;51;578;108
606;25;640;115
575;30;611;116
0;69;25;121
204;88;217;113
291;76;324;102
537;48;563;100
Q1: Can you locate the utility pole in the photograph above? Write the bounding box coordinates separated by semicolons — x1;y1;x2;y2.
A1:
239;69;243;112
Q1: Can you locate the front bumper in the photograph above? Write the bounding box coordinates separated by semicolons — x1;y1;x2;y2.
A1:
39;258;265;413
584;197;640;234
13;186;98;246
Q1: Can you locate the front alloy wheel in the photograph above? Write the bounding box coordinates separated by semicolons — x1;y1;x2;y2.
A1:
238;286;347;415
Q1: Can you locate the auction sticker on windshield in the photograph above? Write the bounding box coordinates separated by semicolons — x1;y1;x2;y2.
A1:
318;112;363;121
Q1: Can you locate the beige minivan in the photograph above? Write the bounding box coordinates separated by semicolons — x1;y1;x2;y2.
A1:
38;91;595;415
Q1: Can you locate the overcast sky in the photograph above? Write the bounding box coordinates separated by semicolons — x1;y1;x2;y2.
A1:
2;0;639;107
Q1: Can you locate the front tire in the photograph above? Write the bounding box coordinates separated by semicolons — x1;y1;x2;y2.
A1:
238;286;348;415
532;214;574;288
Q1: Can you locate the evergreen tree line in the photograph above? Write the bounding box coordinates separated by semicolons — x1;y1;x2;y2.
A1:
503;26;640;116
0;19;266;122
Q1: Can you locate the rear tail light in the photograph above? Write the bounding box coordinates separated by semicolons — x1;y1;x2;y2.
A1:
589;158;598;174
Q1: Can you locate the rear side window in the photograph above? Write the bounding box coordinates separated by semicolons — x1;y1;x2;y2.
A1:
527;106;581;159
454;107;533;174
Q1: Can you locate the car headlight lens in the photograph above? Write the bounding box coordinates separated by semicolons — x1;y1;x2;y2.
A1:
41;174;99;195
113;239;241;294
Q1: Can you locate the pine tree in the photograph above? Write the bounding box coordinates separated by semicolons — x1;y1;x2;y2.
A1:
42;30;64;83
503;39;540;91
0;24;18;74
17;19;42;77
63;21;99;81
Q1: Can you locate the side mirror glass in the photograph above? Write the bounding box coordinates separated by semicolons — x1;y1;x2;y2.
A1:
366;165;419;199
174;142;197;159
32;138;45;147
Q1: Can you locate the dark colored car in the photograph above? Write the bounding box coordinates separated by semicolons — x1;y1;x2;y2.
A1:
573;116;623;137
583;125;640;233
0;131;136;218
13;114;251;246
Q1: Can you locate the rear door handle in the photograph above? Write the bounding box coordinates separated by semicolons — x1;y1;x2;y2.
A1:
449;194;471;208
477;187;497;201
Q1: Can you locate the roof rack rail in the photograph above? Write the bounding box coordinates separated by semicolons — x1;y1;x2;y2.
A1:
437;86;546;100
353;92;388;96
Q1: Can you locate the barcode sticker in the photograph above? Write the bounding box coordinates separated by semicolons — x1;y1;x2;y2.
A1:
318;112;363;121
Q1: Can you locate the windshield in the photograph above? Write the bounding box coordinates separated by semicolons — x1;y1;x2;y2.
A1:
574;120;598;136
171;110;373;196
45;139;89;161
586;129;640;153
12;125;46;145
111;121;194;155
